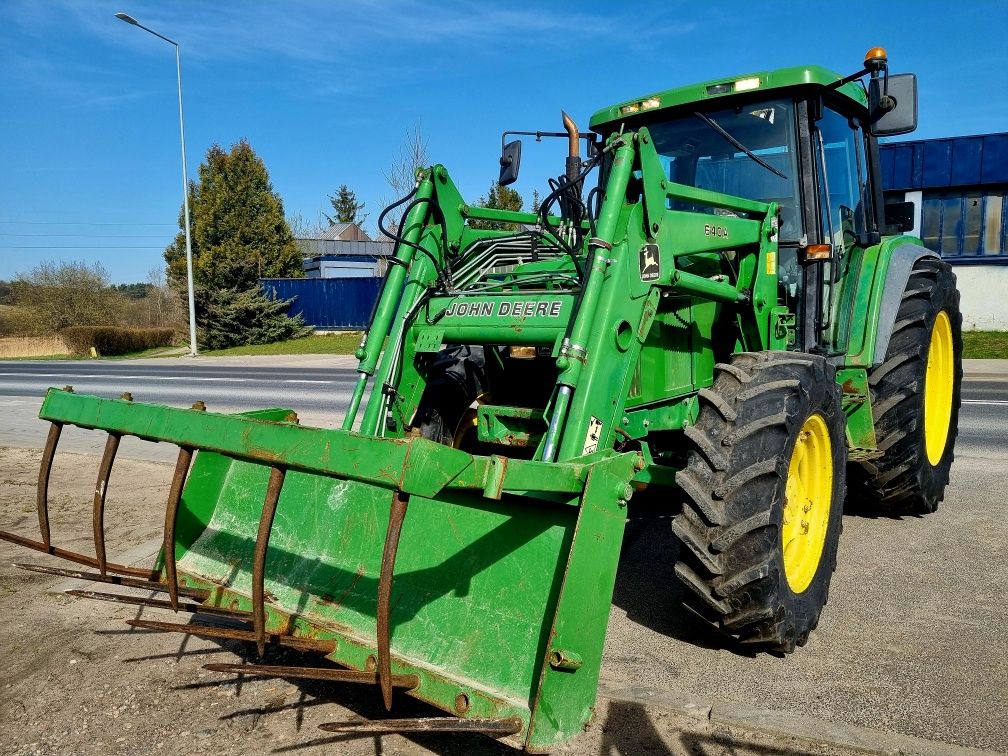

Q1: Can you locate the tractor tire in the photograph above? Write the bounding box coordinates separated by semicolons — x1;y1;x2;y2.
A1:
853;258;962;516
414;345;486;447
671;351;847;653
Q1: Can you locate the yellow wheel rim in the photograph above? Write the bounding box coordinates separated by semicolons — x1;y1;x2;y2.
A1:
782;413;833;594
924;310;954;466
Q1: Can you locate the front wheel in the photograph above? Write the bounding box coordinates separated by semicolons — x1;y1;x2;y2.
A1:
672;351;847;653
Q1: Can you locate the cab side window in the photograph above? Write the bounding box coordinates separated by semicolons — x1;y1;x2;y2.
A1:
814;108;873;254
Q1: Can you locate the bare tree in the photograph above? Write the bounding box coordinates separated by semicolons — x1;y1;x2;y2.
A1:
12;260;124;332
379;119;429;235
287;211;322;239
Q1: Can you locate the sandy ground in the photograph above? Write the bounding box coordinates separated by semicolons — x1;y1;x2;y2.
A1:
0;447;865;756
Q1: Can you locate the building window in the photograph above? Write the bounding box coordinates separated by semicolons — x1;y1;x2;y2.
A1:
920;190;1007;260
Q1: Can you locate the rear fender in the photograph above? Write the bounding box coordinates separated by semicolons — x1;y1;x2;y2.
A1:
846;236;939;367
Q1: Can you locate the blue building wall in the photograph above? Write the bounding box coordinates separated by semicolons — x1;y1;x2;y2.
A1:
880;132;1008;262
880;133;1008;190
260;277;381;330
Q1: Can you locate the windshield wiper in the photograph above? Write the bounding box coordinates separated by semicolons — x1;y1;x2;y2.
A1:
692;111;788;181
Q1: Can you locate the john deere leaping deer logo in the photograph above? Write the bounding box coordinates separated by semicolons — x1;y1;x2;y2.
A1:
639;244;660;282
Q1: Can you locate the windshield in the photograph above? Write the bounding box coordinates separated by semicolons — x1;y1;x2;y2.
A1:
646;98;801;240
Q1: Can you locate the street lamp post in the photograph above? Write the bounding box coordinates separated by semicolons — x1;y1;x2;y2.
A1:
115;12;198;357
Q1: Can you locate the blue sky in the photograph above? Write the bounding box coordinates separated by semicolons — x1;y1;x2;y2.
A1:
2;0;1006;283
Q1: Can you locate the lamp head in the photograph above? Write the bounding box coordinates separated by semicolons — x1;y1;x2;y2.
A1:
114;12;139;25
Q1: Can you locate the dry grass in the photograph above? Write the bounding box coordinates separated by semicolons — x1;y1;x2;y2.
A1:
0;335;72;359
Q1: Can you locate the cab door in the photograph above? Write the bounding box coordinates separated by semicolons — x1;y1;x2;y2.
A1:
809;102;878;355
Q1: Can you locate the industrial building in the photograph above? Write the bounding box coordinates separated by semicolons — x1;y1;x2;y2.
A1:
880;131;1008;329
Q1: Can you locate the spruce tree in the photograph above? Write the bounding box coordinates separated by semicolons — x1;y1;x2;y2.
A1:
324;184;367;226
164;140;306;348
469;182;525;230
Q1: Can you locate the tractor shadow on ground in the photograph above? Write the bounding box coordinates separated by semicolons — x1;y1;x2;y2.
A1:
611;495;751;656
122;618;519;756
613;490;898;657
602;700;820;756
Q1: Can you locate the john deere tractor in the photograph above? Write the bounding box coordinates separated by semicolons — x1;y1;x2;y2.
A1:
1;48;960;750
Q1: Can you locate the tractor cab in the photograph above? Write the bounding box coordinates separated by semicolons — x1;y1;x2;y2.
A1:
588;50;918;356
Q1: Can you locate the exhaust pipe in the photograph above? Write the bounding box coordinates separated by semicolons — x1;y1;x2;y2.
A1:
561;110;581;185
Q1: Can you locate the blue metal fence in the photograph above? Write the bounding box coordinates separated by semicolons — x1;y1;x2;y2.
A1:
260;277;381;329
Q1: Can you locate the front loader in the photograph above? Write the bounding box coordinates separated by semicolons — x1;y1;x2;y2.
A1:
1;48;961;751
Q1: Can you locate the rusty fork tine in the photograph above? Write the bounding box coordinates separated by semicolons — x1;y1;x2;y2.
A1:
66;588;249;618
253;466;286;657
163;447;194;611
204;662;419;689
318;716;524;735
0;532;156;579
126;618;335;654
377;490;409;711
92;432;122;577
15;562;207;599
36;422;63;549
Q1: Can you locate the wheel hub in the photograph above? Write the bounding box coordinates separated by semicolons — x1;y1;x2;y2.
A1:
924;310;954;466
782;413;833;594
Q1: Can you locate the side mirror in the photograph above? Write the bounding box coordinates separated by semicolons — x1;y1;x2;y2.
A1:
884;200;915;234
498;139;521;186
869;73;918;136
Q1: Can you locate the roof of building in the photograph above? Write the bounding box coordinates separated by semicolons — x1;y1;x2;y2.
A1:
880;131;1008;191
316;222;371;241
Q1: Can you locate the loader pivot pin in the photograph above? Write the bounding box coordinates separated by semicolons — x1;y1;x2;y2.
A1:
163;446;195;611
92;432;122;576
377;490;409;710
36;421;63;548
253;466;286;656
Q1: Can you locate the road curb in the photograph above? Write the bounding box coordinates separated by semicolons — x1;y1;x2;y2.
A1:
598;682;999;756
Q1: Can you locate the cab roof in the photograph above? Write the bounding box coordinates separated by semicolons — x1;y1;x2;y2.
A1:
589;65;868;132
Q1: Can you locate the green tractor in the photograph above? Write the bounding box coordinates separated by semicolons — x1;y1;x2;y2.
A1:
1;48;960;750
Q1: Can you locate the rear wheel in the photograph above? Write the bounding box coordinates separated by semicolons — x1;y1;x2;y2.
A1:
672;351;846;652
853;258;962;515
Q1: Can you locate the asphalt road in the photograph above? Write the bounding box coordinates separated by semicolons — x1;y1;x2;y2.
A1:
0;355;361;460
0;356;1006;752
0;355;1005;460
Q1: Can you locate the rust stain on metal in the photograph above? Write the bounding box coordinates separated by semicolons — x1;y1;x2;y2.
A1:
318;564;366;613
318;716;524;735
163;446;194;611
377;489;409;711
0;531;157;579
126;618;336;654
92;432;122;576
204;662;419;689
253;466;286;656
36;421;62;548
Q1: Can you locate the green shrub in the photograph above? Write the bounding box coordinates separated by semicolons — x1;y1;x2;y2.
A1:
61;326;175;356
197;285;312;350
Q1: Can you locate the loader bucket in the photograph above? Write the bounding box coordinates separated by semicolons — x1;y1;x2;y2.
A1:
1;388;640;751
